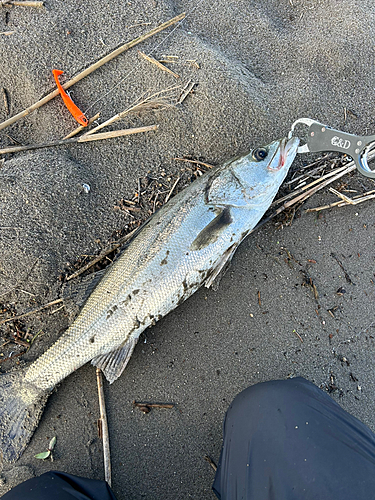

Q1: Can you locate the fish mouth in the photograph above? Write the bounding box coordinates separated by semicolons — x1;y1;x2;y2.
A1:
268;136;299;171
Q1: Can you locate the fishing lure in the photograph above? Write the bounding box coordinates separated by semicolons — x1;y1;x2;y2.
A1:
52;69;89;127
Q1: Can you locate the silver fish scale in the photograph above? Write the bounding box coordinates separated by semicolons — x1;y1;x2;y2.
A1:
23;138;298;392
24;176;214;390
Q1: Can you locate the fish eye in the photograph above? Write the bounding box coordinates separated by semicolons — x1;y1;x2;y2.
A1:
252;147;268;161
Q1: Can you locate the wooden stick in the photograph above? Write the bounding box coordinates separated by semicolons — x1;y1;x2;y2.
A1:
66;227;138;281
0;13;185;132
284;154;333;185
275;146;375;208
251;164;357;233
293;330;304;343
328;187;355;205
177;79;196;103
270;151;375;220
340;191;375;203
204;455;217;472
306;190;375;212
0;125;158;155
96;368;112;487
138;51;180;79
0;298;63;325
164;176;180;204
0;351;27;364
174;157;214;169
73;125;158;142
63;112;100;140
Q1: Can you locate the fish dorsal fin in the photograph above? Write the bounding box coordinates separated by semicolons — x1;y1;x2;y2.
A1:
61;220;153;319
61;269;107;321
91;337;139;384
206;163;250;208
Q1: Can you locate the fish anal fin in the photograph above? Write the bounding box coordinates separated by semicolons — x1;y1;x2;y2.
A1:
91;337;139;384
204;243;238;289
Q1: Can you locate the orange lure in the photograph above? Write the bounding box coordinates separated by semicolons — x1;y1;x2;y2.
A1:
52;69;89;127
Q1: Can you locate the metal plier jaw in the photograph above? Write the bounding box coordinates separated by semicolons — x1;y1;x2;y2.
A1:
288;118;375;179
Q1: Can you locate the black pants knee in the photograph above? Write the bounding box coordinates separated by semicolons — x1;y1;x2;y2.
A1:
2;470;117;500
213;377;375;500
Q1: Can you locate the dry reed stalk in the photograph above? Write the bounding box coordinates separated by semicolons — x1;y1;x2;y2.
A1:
261;148;375;227
83;87;177;136
164;176;180;204
306;189;375;212
63;112;100;139
138;50;180;79
174;157;214;169
177;79;196;103
271;163;353;208
328;187;355;205
0;299;63;325
0;125;158;155
253;163;359;232
0;13;185;132
281;163;357;208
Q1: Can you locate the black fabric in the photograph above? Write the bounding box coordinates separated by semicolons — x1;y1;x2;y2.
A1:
212;377;375;500
2;470;117;500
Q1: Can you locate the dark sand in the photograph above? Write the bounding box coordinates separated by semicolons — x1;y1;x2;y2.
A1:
1;0;375;497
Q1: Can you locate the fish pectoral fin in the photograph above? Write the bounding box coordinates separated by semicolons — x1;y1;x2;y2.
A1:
204;243;238;289
91;337;139;384
191;207;232;251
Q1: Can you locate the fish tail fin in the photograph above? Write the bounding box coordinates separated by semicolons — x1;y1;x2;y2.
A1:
0;369;49;462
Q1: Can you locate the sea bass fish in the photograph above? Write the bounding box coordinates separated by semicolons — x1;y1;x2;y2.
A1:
0;136;299;462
